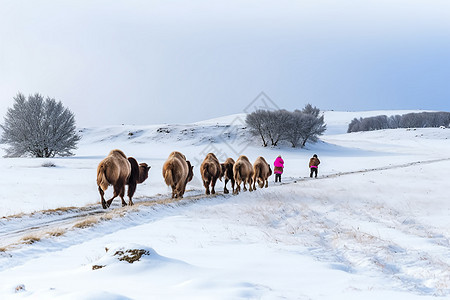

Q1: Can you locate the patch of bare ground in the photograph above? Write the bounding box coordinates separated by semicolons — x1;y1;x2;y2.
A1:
114;249;150;263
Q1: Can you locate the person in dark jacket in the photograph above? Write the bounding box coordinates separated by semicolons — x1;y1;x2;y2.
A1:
309;154;320;178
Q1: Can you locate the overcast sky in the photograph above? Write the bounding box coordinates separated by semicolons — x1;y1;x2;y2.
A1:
1;0;449;126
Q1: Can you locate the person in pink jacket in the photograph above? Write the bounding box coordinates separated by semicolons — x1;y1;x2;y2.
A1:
273;155;284;182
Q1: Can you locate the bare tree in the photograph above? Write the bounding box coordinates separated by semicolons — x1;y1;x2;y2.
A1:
246;104;326;148
298;108;327;147
1;93;81;157
348;118;362;133
388;115;402;129
246;110;269;147
265;110;291;146
284;110;307;147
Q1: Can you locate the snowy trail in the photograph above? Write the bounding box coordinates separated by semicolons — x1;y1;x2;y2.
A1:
1;157;448;251
294;199;450;296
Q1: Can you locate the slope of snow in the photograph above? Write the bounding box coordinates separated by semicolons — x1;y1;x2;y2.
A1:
0;111;449;299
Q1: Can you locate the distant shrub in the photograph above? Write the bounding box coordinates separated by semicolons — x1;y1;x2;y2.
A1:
347;112;450;133
42;161;56;168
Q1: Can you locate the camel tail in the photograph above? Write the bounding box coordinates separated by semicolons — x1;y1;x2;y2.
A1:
164;166;174;187
234;163;242;181
253;165;259;179
202;163;212;181
97;163;110;191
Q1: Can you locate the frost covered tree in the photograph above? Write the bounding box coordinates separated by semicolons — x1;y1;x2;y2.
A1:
296;105;327;147
246;110;269;147
348;112;450;132
1;93;81;157
246;104;326;148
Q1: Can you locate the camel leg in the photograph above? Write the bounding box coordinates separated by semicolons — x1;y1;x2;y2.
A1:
211;177;217;194
258;178;264;189
204;179;210;195
99;187;108;209
171;185;177;198
243;180;247;192
106;194;117;208
120;185;127;207
235;179;241;194
224;179;229;194
249;178;253;192
107;184;122;208
231;179;235;194
176;182;185;198
265;179;268;188
127;181;137;206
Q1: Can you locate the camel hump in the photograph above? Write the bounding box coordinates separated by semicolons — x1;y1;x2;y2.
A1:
109;149;127;159
205;152;219;162
168;151;186;161
255;156;267;164
127;157;139;185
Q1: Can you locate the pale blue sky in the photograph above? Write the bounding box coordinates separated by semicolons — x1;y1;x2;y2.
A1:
1;0;449;126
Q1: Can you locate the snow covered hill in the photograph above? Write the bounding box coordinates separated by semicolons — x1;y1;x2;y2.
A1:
0;110;449;299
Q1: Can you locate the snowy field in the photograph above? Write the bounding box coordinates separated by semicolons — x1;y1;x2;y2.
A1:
0;110;449;299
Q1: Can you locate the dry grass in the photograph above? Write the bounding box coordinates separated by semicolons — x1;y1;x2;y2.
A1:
2;212;26;219
47;228;66;237
40;206;79;215
73;218;99;229
20;234;42;244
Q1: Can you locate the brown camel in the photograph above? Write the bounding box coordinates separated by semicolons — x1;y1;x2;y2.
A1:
97;149;150;209
252;156;272;190
200;153;222;195
162;151;194;198
220;157;235;194
233;155;254;194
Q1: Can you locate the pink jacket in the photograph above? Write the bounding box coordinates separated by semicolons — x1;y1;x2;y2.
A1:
274;157;284;174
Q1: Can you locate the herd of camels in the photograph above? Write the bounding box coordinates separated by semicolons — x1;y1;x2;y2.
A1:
96;149;272;209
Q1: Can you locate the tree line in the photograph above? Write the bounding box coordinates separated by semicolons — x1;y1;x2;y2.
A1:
347;112;450;133
245;104;327;148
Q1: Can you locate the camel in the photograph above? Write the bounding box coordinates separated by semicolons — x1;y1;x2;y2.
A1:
233;155;254;194
200;153;222;195
220;157;235;194
162;151;194;198
252;156;272;190
97;149;150;209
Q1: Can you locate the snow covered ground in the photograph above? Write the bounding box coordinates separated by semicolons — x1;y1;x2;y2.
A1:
0;110;449;299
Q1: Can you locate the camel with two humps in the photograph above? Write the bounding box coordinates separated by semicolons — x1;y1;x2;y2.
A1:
233;155;254;194
252;156;272;190
97;149;150;209
200;153;222;195
162;151;194;198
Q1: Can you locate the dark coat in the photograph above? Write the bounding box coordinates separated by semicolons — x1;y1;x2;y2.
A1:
309;157;320;168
